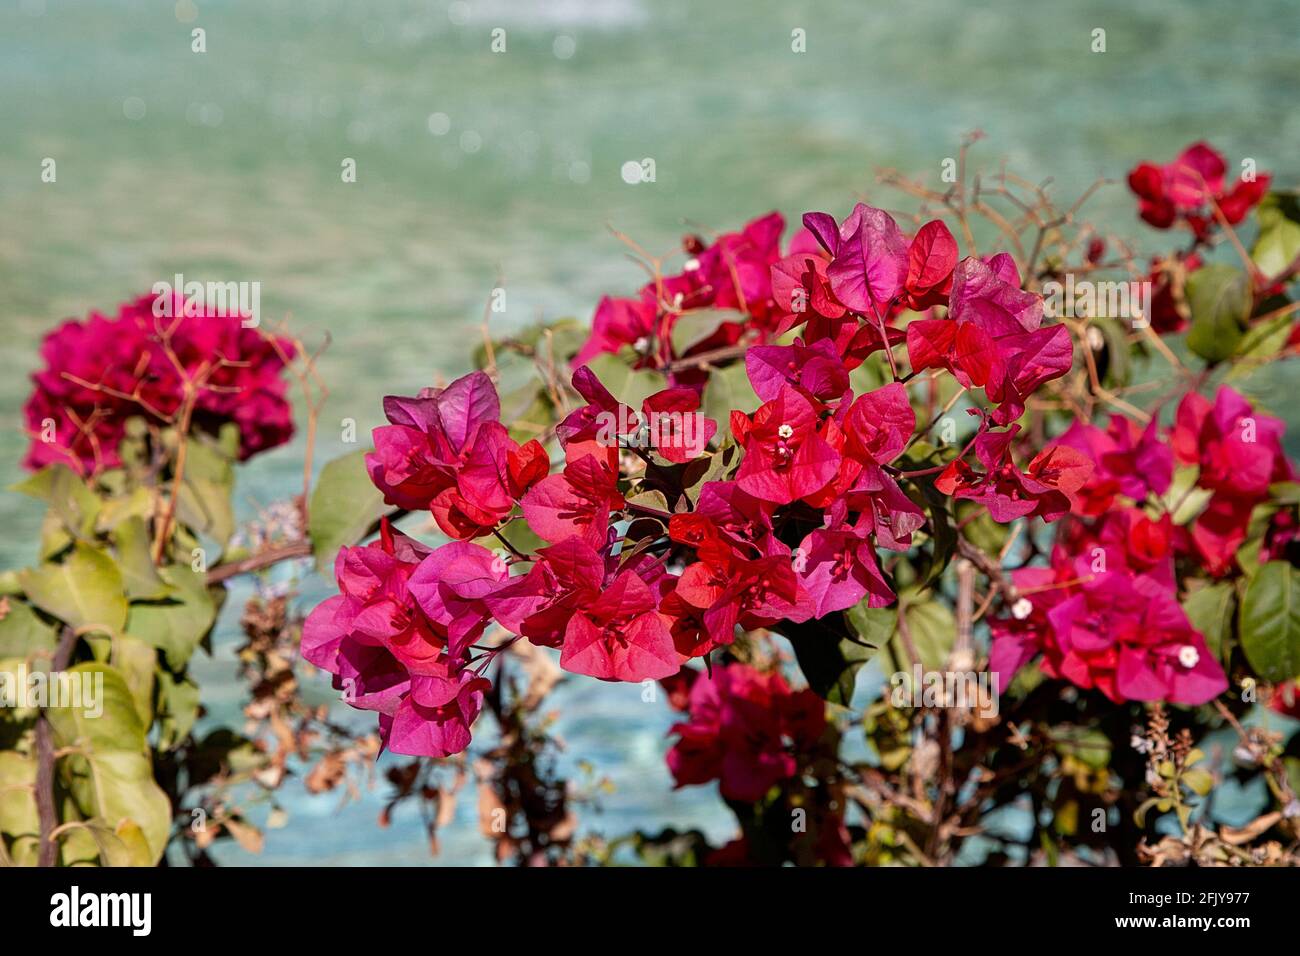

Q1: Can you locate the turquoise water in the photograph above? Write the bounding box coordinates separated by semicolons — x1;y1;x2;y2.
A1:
1;0;1297;864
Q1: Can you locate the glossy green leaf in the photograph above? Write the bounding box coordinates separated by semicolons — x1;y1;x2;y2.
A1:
1240;561;1300;682
1182;581;1236;667
1185;265;1250;363
308;449;388;571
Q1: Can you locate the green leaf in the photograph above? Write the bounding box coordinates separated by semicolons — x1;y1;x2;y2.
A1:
125;565;217;671
1251;192;1300;277
156;670;200;751
583;352;668;410
20;544;128;635
10;463;101;542
1182;768;1214;797
308;450;389;571
0;751;39;866
1182;582;1236;667
669;310;743;356
1233;309;1296;366
701;360;759;426
94;486;154;535
174;438;236;549
784;607;887;705
499;383;553;444
1052;726;1112;770
896;594;955;671
1239;561;1300;682
1185;265;1250;363
113;516;171;600
59;751;171;865
46;662;148;752
47;663;171;864
112;634;157;730
1162;465;1213;525
0;599;58;658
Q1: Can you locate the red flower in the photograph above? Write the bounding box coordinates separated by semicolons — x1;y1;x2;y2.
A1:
675;551;813;650
299;524;495;759
935;425;1093;523
23;293;294;474
990;566;1227;706
558;365;716;464
734;385;840;505
901;219;959;310
572;295;658;368
520;453;624;547
666;663;825;802
1171;387;1294;575
1127;142;1271;240
906;255;1071;425
1051;414;1172;517
559;569;679;682
368;372;546;539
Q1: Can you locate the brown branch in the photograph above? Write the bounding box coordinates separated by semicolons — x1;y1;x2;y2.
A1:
36;626;79;867
663;343;748;373
205;541;313;584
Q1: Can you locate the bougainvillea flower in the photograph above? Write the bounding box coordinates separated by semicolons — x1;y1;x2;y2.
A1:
1046;573;1227;705
907;255;1070;424
769;250;844;331
431;423;539;539
935;425;1093;523
559;365;716;463
301;596;413;717
688;211;786;322
992;567;1227;706
745;338;849;405
1170;387;1293;576
1059;507;1178;587
1172;387;1290;499
572;295;659;367
666;663;825;802
676;552;813;649
558;569;679;681
1051;414;1172;516
987;566;1070;685
23;293;294;474
734;385;840;504
407;541;509;657
380;670;492;758
484;535;607;643
900;220;959;310
333;537;463;678
1145;253;1202;334
299;522;494;758
794;521;894;617
692;480;776;553
521;453;624;546
1128;142;1271;239
367;370;503;511
804;204;909;317
843;382;913;466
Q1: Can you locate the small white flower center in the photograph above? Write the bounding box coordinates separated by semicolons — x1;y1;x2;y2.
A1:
777;423;794;439
1178;645;1200;668
1011;597;1033;620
